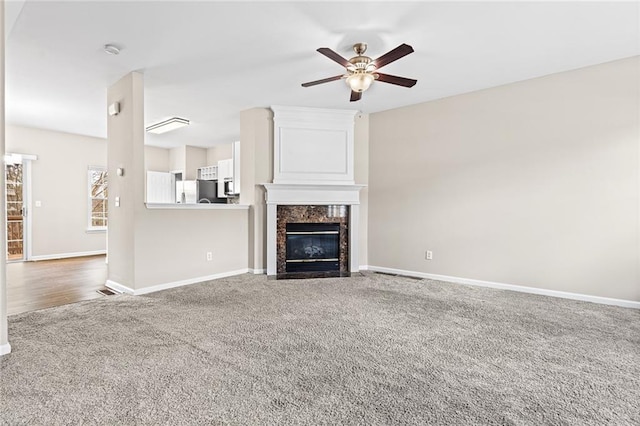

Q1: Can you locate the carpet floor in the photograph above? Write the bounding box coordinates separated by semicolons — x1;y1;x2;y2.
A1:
1;273;638;425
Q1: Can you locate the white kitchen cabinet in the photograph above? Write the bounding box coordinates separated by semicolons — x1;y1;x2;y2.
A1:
217;158;233;198
232;141;240;195
197;165;217;180
146;171;173;203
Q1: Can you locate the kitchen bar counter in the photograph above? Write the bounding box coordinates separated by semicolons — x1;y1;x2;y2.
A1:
145;203;249;210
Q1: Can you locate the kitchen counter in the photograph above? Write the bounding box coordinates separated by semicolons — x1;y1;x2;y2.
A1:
145;203;249;210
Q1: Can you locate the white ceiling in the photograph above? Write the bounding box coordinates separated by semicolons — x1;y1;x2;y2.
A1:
6;1;640;149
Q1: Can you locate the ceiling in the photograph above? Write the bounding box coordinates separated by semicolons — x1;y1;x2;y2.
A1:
6;1;639;149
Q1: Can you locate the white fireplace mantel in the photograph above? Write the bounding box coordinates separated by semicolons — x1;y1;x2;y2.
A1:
262;183;365;276
263;183;366;206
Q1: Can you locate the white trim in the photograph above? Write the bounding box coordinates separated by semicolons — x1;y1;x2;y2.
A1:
85;228;107;233
271;106;358;185
4;152;37;163
107;269;249;296
87;166;108;230
5;159;33;261
30;250;106;261
23;159;33;261
367;265;640;310
263;183;365;205
263;184;365;276
359;265;369;271
0;343;11;356
145;203;249;210
248;268;266;274
105;280;133;295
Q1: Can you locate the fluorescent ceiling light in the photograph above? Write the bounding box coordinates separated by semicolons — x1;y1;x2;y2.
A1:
146;117;190;134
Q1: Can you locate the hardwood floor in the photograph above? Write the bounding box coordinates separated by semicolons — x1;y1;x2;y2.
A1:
7;255;108;316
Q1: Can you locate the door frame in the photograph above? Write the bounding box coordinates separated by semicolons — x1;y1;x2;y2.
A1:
5;153;36;262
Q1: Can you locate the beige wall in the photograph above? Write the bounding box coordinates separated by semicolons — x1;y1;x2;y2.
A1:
368;57;640;302
133;208;248;288
185;145;207;180
169;145;208;179
354;113;369;266
6;125;107;258
144;145;170;172
240;108;273;271
169;146;185;173
207;143;233;165
107;72;142;288
108;72;248;291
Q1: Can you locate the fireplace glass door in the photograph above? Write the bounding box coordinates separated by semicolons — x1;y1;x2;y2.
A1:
285;223;340;272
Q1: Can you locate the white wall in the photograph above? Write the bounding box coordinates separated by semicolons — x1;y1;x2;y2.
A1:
6;125;107;258
1;3;9;355
368;57;639;302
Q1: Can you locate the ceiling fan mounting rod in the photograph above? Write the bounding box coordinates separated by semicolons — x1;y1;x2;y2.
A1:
353;42;367;55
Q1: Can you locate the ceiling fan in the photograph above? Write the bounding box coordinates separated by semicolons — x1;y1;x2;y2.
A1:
301;42;417;102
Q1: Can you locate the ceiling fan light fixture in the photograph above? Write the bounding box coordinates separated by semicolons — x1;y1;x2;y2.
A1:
346;72;375;93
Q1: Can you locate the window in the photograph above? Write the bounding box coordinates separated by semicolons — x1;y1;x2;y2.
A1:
88;167;108;230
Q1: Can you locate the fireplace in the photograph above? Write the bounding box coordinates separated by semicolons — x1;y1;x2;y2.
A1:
263;103;365;278
286;223;340;272
276;205;349;278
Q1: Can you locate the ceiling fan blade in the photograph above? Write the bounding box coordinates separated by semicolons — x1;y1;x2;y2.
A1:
373;44;414;69
317;47;351;68
350;91;362;102
301;75;344;87
376;73;417;88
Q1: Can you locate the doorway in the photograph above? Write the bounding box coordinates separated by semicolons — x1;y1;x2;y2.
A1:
5;162;25;261
5;155;33;262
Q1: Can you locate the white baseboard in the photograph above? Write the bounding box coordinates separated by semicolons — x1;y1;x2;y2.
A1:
0;342;11;356
248;268;266;275
30;250;107;262
359;265;370;271
106;269;249;296
367;265;640;310
105;280;133;295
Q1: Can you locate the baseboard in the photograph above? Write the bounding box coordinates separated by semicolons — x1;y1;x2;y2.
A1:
105;280;134;295
0;342;11;356
30;250;107;262
248;268;266;275
367;265;640;310
359;265;370;271
107;269;250;296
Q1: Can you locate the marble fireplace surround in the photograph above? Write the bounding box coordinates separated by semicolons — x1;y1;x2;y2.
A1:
263;183;365;277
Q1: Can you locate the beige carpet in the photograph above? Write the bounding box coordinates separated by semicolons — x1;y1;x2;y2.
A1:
1;272;638;425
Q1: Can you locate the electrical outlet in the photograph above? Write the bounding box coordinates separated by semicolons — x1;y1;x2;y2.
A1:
426;250;433;260
206;252;213;261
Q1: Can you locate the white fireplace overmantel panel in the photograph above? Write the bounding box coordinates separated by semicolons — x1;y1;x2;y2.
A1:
263;183;365;206
271;106;358;185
